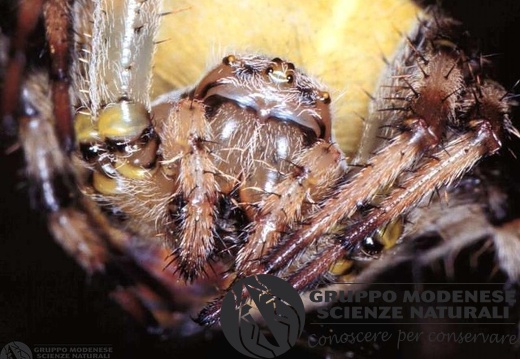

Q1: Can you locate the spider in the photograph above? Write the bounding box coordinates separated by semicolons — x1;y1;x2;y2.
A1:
2;0;520;356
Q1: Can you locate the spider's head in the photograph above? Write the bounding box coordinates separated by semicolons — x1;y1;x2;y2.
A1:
191;54;333;141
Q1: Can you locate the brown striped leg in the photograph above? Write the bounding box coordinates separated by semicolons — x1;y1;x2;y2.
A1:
286;81;513;291
160;99;221;281
1;0;44;138
235;141;345;276
43;0;74;152
261;19;477;275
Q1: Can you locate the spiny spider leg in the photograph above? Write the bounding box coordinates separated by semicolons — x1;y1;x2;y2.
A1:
287;80;515;291
160;98;220;280
198;77;514;327
262;14;467;275
5;0;108;271
235;140;345;275
151;53;342;282
196;11;514;326
72;0;163;266
18;72;109;273
3;0;75;150
11;0;224;333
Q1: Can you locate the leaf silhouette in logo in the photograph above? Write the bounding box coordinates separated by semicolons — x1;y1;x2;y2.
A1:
5;343;31;359
221;275;304;358
237;276;303;357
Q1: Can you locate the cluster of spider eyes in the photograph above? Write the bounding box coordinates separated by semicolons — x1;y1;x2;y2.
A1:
264;57;296;84
224;55;331;103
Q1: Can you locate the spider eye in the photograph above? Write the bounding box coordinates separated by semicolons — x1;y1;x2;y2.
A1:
267;62;295;85
355;218;403;259
222;55;236;66
320;91;331;104
360;236;385;256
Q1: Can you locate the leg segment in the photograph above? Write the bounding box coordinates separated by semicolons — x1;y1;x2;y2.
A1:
263;47;465;274
235;140;345;276
286;80;514;291
161;99;220;281
43;0;74;152
1;0;43;138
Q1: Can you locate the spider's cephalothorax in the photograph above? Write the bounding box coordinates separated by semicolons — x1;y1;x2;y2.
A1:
3;0;520;343
76;52;345;282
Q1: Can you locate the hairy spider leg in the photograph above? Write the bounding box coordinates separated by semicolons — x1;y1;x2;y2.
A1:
235;140;345;275
287;80;514;290
263;16;466;275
